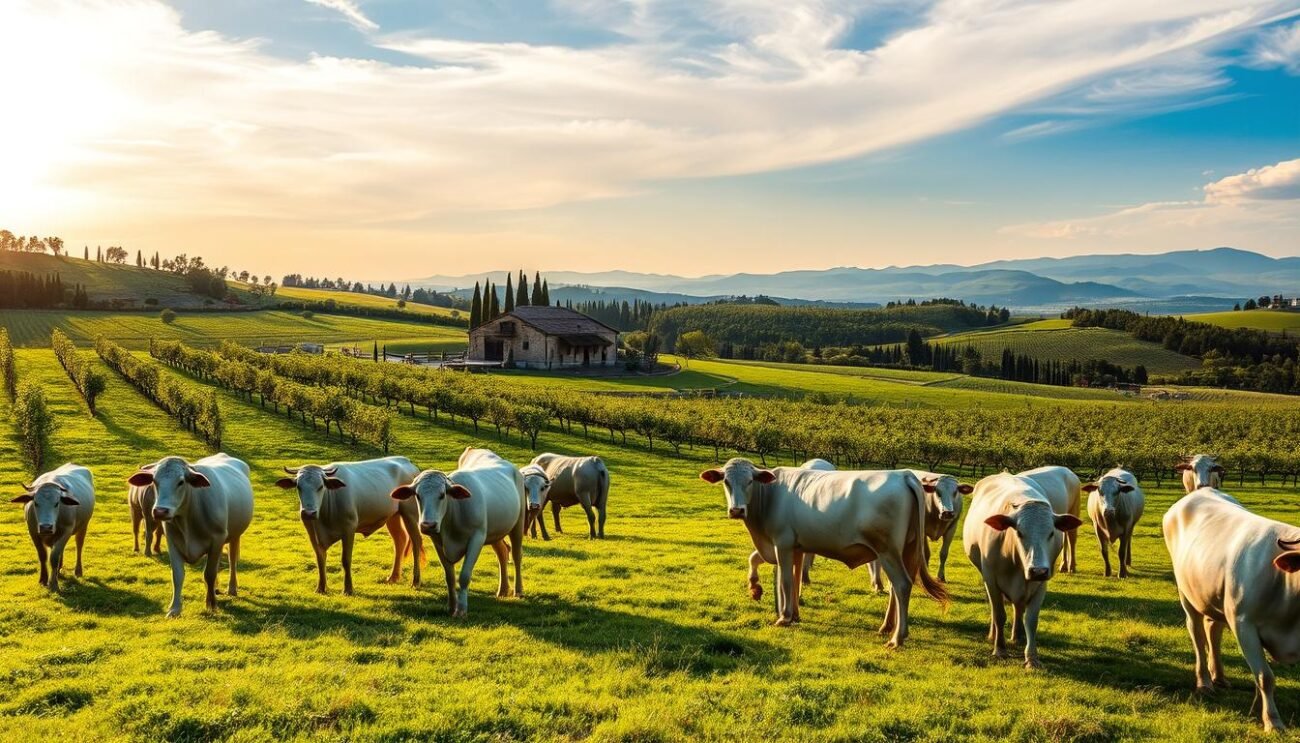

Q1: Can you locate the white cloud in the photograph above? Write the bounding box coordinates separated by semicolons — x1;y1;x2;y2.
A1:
1250;21;1300;73
305;0;378;31
1204;158;1300;201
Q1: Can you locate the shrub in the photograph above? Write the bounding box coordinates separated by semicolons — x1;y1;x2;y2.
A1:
144;297;158;306
302;310;315;320
15;384;55;472
52;329;107;415
396;299;406;309
0;327;15;401
160;308;177;324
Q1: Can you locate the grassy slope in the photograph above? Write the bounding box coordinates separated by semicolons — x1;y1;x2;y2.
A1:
0;251;253;307
931;320;1200;375
263;284;462;319
1;348;1297;740
1184;309;1300;332
0;309;466;350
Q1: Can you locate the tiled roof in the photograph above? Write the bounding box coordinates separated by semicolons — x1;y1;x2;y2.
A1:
505;305;618;335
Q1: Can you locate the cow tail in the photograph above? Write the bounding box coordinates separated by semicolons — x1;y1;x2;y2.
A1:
908;473;950;608
598;461;609;503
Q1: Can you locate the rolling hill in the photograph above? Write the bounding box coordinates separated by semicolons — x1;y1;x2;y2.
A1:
1182;309;1300;332
0;251;252;308
930;319;1201;375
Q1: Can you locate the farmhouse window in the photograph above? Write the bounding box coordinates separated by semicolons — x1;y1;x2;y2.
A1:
522;341;530;350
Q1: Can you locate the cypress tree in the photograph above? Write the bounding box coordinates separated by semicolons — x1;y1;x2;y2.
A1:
517;271;529;307
96;246;102;262
541;279;550;305
373;340;379;362
504;274;514;313
136;250;143;267
487;281;500;320
83;246;88;260
470;282;482;328
531;271;543;305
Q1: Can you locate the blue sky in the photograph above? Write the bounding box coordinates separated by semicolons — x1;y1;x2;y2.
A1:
1;1;1297;277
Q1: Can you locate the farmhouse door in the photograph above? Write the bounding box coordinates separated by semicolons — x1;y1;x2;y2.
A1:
583;347;591;366
486;340;504;361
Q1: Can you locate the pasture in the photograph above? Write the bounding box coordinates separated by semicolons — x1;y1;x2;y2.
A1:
263;284;463;320
1185;309;1300;333
0;252;244;308
3;345;1300;741
930;320;1200;376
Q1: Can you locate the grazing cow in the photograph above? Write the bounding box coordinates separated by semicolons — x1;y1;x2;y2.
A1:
129;482;164;556
1084;468;1145;578
12;463;95;592
747;458;834;601
1176;454;1224;493
392;447;526;617
964;473;1083;668
127;453;254;617
868;471;973;591
1164;487;1300;732
276;456;423;595
1018;466;1082;573
530;453;610;539
520;463;552;539
700;458;947;647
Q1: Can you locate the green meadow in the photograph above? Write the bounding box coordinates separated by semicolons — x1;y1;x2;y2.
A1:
2;340;1299;741
930;320;1201;376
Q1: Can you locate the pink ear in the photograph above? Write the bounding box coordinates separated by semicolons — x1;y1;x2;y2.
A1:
1055;514;1084;532
957;484;974;495
754;470;777;484
1081;484;1098;493
186;472;211;489
985;514;1015;531
11;494;33;504
1119;485;1134;493
60;496;80;506
699;469;724;484
448;484;472;500
275;477;297;489
324;478;347;490
1275;551;1300;573
390;485;416;500
922;483;936;493
128;471;155;487
1174;463;1190;472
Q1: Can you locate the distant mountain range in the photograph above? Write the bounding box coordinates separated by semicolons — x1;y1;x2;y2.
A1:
409;247;1298;312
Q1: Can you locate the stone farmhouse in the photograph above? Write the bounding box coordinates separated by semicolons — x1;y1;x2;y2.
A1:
467;305;619;369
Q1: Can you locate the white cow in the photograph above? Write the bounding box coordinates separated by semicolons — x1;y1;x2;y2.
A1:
1176;454;1224;493
529;453;609;539
701;458;947;647
1084;468;1145;578
1018;466;1082;573
1164;487;1300;731
128;482;164;557
520;463;552;539
868;471;973;591
127;453;254;617
747;458;834;601
392;447;526;617
964;472;1083;668
276;456;423;595
12;463;95;592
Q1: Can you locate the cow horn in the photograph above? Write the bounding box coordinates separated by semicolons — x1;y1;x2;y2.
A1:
1279;537;1300;549
284;466;300;475
55;483;68;492
20;482;33;491
141;463;157;471
323;467;338;476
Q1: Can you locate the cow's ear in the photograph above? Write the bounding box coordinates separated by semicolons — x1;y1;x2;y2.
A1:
699;469;724;484
448;484;472;500
1211;465;1225;474
1174;463;1190;472
922;482;936;493
984;514;1015;531
957;484;974;495
324;478;347;490
60;496;80;506
1054;514;1084;532
390;485;416;501
186;471;211;488
754;470;777;485
1274;551;1300;573
1119;484;1135;493
1081;484;1098;493
128;471;155;487
275;477;297;489
11;494;33;504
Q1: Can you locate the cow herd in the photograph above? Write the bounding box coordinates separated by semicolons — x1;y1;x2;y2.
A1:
9;448;1299;730
700;453;1299;732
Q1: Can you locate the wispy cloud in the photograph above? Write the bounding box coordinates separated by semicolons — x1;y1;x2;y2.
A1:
305;0;377;32
1250;21;1300;73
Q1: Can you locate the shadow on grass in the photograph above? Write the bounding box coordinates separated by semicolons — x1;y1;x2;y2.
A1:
221;594;407;643
62;577;158;616
384;591;790;679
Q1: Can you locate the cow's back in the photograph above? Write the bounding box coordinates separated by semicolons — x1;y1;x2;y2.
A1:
332;457;418;517
964;474;1050;572
1019;466;1080;515
776;469;918;559
48;463;95;506
534;454;603;504
194;454;254;538
452;459;524;541
1164;489;1280;618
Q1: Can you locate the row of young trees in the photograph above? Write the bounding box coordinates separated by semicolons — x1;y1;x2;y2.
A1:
0;270;90;310
468;271;551;328
52;329;107;415
279;275;460;309
0;328;16;401
96;338;223;447
149;341;395;452
0;231;65;256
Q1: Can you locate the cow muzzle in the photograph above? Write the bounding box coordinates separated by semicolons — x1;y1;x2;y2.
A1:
527;503;541;512
1104;508;1116;518
37;524;55;536
300;510;318;521
420;522;439;536
1026;567;1050;582
152;507;172;521
939;510;955;521
728;507;746;519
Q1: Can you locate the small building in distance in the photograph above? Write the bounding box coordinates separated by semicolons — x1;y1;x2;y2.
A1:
468;305;618;369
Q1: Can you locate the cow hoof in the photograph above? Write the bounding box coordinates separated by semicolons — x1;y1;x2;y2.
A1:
1213;677;1230;689
343;589;354;597
1194;685;1216;697
316;587;327;595
773;617;793;627
749;583;763;601
1024;658;1042;670
992;650;1009;660
166;609;182;619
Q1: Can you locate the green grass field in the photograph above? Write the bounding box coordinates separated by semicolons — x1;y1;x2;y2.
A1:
265;284;463;320
931;320;1200;375
0;251;255;308
2;346;1299;741
0;309;466;350
1184;309;1300;332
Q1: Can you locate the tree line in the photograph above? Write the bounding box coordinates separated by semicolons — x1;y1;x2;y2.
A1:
0;270;91;310
469;270;551;328
96;338;223;447
280;274;461;309
52;329;107;415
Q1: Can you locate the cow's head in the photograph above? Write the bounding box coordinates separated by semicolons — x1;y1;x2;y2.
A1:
127;457;209;522
276;465;345;521
391;470;469;536
1082;474;1134;518
12;480;78;535
1175;454;1223;491
699;458;775;519
985;500;1082;582
520;466;551;514
922;475;972;524
1275;538;1300;573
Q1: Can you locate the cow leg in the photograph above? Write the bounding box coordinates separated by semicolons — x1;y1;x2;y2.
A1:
789;549;804;622
1022;587;1046;669
33;536;49;587
747;551;764;601
1097;534;1112;577
150;515;163;555
1061;528;1078;573
937;529;955;583
1234;620;1283;732
985;583;1008;659
490;540;510;597
433;541;457;616
596;493;607;539
868;561;885;594
876;552;911;648
226;536;240;597
203;549;221;612
800;553;814;586
47;536;71;592
1178;592;1215;693
131;506;142;553
341;532;356;596
397;503;422;587
384;514;406;584
510;526;524;598
537;510;550;541
580;502;597;540
551;501;563;533
1117;534;1130;578
454;534;487;617
1206;618;1229;688
166;541;186;617
74;527;86;578
1123;532;1134;568
773;545;797;626
1011;602;1026;645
